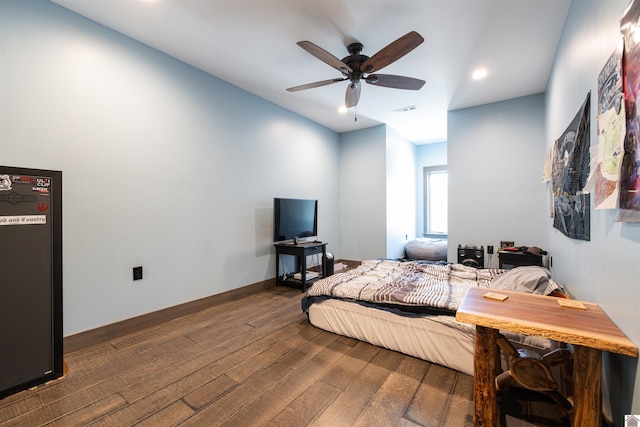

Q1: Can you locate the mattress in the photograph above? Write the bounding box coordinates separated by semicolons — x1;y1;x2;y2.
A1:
307;297;555;376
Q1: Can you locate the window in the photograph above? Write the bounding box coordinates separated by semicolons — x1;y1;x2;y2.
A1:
424;166;448;236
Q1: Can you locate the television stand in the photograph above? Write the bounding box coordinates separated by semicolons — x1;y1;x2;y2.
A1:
274;241;327;292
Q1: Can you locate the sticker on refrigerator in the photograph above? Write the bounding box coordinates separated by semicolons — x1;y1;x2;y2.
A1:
0;175;11;191
0;193;38;205
0;215;47;226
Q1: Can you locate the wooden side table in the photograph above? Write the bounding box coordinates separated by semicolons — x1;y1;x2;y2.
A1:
274;241;327;292
456;287;638;427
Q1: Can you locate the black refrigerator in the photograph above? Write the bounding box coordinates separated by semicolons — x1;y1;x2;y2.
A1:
0;166;63;399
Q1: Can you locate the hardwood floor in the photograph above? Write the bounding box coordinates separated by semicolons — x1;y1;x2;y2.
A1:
0;287;569;426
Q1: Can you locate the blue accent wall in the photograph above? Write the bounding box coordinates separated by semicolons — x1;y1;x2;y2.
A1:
1;0;341;335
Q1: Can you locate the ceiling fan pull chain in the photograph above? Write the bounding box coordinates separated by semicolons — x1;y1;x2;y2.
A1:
354;105;358;122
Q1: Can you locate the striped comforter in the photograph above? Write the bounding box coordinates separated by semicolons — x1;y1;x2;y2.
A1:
305;259;506;313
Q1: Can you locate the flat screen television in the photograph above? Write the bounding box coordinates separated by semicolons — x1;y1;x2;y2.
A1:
273;197;318;243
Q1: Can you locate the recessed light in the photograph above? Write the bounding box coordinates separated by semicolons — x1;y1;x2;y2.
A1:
472;68;487;80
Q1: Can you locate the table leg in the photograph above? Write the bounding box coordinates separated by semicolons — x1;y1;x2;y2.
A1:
321;246;327;277
474;325;500;427
572;345;602;427
301;253;307;292
275;249;280;287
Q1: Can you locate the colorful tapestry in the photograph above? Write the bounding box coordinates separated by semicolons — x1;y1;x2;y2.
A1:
619;0;640;220
552;94;591;241
595;43;625;210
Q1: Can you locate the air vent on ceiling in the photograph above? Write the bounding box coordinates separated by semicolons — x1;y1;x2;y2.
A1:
393;105;416;113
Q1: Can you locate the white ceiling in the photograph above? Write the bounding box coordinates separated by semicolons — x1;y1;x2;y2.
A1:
51;0;571;144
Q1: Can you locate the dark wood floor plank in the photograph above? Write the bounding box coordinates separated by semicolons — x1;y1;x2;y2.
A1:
265;381;340;427
307;348;404;427
43;335;198;402
60;337;178;384
399;419;424;427
136;399;195;427
275;329;340;370
224;324;320;383
335;334;360;347
95;315;300;425
88;371;233;426
352;355;429;427
91;300;298;410
217;340;355;427
0;393;43;423
177;374;239;411
61;341;118;370
70;295;276;374
246;303;305;328
179;362;294;425
116;311;304;405
404;363;457;426
106;290;282;357
61;301;255;386
318;340;381;391
183;292;293;343
440;372;474;426
44;393;127;427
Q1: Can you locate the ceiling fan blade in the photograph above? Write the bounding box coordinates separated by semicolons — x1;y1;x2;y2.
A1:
297;41;353;74
287;78;347;92
345;82;361;108
366;74;425;90
361;31;424;73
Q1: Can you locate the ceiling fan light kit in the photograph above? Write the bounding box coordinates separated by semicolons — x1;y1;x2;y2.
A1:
287;31;426;109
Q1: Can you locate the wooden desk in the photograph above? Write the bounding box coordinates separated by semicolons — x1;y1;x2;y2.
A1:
456;287;637;427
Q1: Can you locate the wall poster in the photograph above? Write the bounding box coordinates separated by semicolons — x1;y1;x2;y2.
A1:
551;93;591;241
619;0;640;221
594;43;625;210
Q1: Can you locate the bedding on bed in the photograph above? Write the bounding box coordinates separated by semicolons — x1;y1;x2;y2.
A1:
302;259;563;316
302;259;563;375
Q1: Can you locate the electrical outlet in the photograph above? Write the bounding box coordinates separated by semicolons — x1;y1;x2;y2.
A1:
133;266;143;281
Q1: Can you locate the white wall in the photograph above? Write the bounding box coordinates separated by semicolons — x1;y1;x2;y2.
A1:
416;141;447;238
0;0;341;335
339;125;387;260
448;94;548;268
546;0;640;419
385;127;417;258
338;125;418;261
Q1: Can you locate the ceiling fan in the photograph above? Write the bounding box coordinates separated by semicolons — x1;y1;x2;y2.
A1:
287;31;425;109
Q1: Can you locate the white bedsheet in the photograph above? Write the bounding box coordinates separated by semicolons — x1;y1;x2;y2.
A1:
307;297;555;376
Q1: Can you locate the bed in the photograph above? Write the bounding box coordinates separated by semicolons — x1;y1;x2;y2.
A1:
301;259;564;376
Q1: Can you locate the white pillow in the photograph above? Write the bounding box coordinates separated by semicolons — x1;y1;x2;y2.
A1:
489;266;552;294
